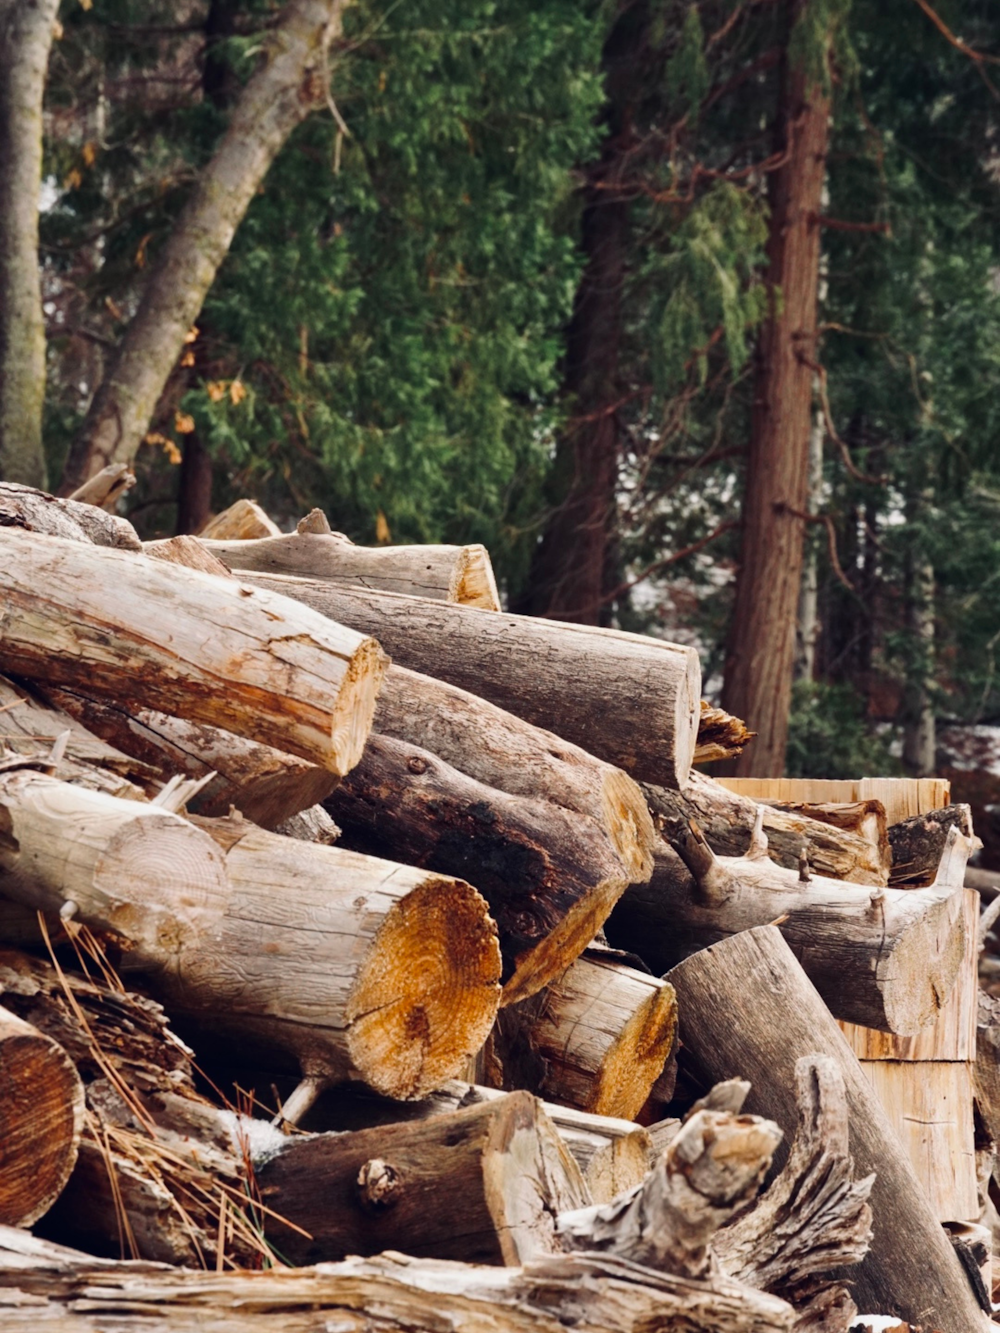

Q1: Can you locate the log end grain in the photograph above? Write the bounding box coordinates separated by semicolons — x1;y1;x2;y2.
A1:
589;977;678;1120
331;635;391;776
600;767;656;883
450;545;501;611
346;876;502;1100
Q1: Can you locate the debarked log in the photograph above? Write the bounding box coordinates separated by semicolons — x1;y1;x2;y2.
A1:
666;926;991;1332
235;573;701;790
0;772;501;1101
326;733;638;1002
607;814;972;1033
0;481;140;550
0;530;387;775
257;1090;590;1267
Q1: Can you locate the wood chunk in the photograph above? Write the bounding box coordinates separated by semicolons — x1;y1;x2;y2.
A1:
888;804;975;887
0;531;387;775
142;534;235;576
0;482;141;549
199;499;282;540
203;532;502;609
0;1003;84;1227
666;925;989;1332
258;1091;590;1266
694;702;755;764
66;463;135;511
274;804;340;844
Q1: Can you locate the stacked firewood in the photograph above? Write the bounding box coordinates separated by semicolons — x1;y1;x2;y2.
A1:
0;479;993;1333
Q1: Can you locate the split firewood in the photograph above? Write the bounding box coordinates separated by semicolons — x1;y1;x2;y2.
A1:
0;481;141;549
715;1056;874;1333
666;925;990;1333
645;773;889;886
556;1086;781;1278
202;520;502;610
234;573;701;788
608;812;972;1033
0;1002;84;1228
0;1227;799;1333
888;803;975;887
258;1091;590;1266
694;702;755;764
0;530;388;775
762;797;887;855
198;498;282;540
325;733;641;1001
66;462;136;511
0;773;501;1103
41;687;339;829
485;952;677;1119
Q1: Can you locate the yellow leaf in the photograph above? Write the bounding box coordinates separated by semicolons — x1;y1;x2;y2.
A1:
183;326;200;344
78;0;93;9
180;350;195;368
134;231;153;268
206;381;227;403
378;70;387;93
144;432;182;465
64;168;82;190
375;509;391;543
174;411;195;435
82;142;96;167
229;379;246;405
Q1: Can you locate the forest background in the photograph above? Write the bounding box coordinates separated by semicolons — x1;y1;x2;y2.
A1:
3;0;1000;813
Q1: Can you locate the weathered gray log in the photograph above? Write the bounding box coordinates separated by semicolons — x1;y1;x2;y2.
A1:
204;527;502;609
0;1226;797;1333
0;481;140;549
258;1091;590;1266
0;530;387;775
889;803;975;887
666;926;990;1332
231;572;701;788
326;733;638;1000
608;814;972;1033
645;772;889;885
0;773;501;1101
66;463;135;511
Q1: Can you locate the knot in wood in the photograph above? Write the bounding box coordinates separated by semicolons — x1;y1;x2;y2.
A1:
356;1158;400;1209
407;755;429;775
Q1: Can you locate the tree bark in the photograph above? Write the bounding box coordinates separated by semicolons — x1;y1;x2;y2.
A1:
888;803;974;888
607;815;972;1032
59;0;354;492
721;10;832;776
175;436;214;536
0;531;387;775
666;925;990;1331
257;1091;590;1267
0;482;141;549
237;573;701;788
0;0;59;488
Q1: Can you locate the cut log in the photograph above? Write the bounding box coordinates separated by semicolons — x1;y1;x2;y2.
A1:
646;772;889;885
274;804;341;844
666;925;990;1332
557;1089;782;1278
0;773;501;1101
715;1056;873;1331
235;573;700;788
0;1227;798;1333
199;498;282;540
203;530;502;610
486;953;677;1119
143;534;235;576
0;530;387;775
888;804;975;887
258;1091;589;1266
66;463;135;511
0;481;141;549
694;702;755;764
607;814;972;1033
0;1003;84;1227
41;687;339;829
326;733;638;1001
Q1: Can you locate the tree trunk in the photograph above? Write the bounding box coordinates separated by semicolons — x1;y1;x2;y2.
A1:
58;0;353;492
257;1092;590;1267
902;548;936;777
237;572;701;788
666;925;990;1331
794;408;825;683
721;9;832;776
0;0;59;488
0;531;387;775
0;482;141;549
175;435;214;536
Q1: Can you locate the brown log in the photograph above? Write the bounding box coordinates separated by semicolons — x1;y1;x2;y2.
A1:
0;1227;798;1333
646;772;888;885
0;530;387;775
66;463;135;511
326;733;637;1001
258;1091;589;1266
41;686;339;830
888;803;975;887
0;481;141;549
608;813;971;1033
715;1056;874;1332
666;925;990;1331
0;1003;84;1228
204;527;502;610
694;702;755;765
199;498;281;540
231;572;701;788
486;953;677;1119
0;773;501;1101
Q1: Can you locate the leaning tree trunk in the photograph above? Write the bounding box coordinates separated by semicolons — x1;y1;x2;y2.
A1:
720;8;832;776
59;0;353;493
0;0;61;488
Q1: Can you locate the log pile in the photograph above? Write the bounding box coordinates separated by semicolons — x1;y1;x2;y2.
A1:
0;485;992;1333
